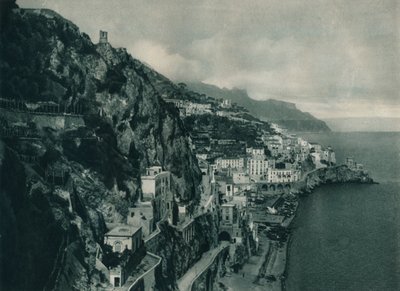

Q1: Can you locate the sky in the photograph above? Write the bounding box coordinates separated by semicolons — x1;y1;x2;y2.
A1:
20;0;400;119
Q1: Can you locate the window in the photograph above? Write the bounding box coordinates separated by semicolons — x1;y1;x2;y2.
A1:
114;277;121;287
114;241;122;252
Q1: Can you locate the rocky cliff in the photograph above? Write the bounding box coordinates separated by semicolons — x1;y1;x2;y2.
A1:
146;214;219;290
299;165;374;193
0;7;202;291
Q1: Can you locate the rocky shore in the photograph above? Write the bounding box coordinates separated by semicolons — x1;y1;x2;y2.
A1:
301;165;375;193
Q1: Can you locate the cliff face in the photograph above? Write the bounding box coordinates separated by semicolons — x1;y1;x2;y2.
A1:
0;8;201;291
0;142;104;291
146;214;219;290
1;8;201;202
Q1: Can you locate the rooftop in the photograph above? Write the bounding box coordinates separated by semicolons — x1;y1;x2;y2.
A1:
105;225;141;237
142;168;169;179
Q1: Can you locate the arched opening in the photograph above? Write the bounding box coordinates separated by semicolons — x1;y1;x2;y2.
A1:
218;231;231;242
285;184;291;189
114;241;122;252
269;184;276;191
261;184;268;191
277;184;284;192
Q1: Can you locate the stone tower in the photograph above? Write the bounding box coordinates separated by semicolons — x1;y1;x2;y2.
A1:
99;30;108;44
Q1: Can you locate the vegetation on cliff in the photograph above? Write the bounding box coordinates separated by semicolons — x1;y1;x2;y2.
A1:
186;82;331;132
0;7;202;290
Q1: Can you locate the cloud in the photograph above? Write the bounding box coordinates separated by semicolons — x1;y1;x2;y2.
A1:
131;40;205;81
18;0;400;118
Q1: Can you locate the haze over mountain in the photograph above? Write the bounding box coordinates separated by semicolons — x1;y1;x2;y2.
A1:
187;82;331;132
19;0;400;121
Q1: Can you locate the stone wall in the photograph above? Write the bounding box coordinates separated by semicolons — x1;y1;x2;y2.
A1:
0;108;85;131
191;248;229;291
128;252;162;291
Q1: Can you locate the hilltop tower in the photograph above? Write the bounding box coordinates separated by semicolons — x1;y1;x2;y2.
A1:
99;30;108;44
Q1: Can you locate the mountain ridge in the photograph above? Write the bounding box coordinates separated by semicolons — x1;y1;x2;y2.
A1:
186;82;331;132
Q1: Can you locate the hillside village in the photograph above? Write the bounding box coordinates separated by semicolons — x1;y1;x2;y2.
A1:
92;79;345;289
0;7;373;291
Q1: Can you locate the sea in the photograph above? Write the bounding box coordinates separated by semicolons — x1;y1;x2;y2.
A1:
285;132;400;291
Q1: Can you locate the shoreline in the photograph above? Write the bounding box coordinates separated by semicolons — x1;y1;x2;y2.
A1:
262;165;376;291
218;166;375;291
277;175;376;291
281;210;296;291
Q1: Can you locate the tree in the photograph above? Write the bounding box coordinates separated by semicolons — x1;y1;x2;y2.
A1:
0;0;18;26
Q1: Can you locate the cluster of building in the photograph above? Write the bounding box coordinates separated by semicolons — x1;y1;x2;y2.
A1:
164;95;248;119
165;99;213;116
95;165;173;288
96;84;340;288
187;120;368;276
345;157;364;171
187;121;338;258
96;162;206;289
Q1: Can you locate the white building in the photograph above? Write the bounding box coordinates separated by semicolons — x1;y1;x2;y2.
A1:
311;152;327;169
141;166;172;222
221;99;232;108
247;156;270;180
104;225;142;253
109;266;125;288
185;102;212;115
216;157;245;169
127;203;154;238
322;147;336;164
251;147;265;156
196;152;208;160
267;169;300;183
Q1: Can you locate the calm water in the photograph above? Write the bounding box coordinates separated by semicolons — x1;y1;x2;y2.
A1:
286;132;400;291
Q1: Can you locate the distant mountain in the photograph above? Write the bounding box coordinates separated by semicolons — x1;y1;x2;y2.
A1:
186;82;331;132
325;118;400;132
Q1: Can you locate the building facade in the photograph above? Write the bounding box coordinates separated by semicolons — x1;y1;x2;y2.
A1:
267;169;300;183
104;225;143;253
127;203;154;238
216;157;245;169
247;156;270;179
141;166;172;222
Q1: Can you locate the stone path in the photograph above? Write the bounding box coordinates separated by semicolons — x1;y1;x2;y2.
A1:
178;242;230;291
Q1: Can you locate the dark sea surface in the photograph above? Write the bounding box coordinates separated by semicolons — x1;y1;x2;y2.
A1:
285;132;400;291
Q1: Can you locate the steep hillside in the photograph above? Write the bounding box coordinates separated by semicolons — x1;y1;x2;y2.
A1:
0;7;201;290
186;82;331;132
